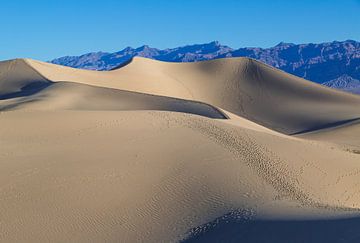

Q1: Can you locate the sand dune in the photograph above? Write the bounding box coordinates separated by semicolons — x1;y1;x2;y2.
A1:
0;59;49;97
1;57;360;242
298;120;360;152
27;57;360;134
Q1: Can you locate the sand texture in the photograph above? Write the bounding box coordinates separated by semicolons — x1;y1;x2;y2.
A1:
1;57;360;242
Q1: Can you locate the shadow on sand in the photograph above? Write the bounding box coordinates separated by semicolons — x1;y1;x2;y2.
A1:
183;213;360;243
0;81;51;100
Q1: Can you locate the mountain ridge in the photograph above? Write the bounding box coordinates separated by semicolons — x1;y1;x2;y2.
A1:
323;74;360;94
50;40;360;94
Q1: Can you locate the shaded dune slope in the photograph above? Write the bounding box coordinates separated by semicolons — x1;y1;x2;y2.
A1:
0;59;50;98
0;81;226;119
184;214;360;243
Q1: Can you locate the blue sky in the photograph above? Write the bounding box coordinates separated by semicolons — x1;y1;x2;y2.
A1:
0;0;359;60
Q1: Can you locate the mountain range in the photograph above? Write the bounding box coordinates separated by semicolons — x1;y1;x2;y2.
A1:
50;40;360;94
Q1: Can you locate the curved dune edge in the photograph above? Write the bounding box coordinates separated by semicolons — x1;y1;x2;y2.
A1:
1;57;360;242
0;81;228;119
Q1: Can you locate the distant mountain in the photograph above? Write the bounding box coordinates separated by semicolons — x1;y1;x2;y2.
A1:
323;75;360;94
50;40;360;94
51;41;233;71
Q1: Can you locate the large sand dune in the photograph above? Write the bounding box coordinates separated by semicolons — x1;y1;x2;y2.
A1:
1;57;360;242
27;57;360;134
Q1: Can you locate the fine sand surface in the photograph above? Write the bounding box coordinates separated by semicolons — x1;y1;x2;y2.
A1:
1;57;360;242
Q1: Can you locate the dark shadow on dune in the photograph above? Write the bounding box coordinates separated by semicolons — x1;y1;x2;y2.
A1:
159;99;229;119
290;117;360;135
0;81;52;100
183;213;360;243
109;57;134;70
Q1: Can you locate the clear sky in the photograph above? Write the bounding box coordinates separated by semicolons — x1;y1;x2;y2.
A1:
0;0;359;60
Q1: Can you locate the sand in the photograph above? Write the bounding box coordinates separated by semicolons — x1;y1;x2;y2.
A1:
1;57;360;242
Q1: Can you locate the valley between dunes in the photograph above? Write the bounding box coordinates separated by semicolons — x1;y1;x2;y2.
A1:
1;57;360;242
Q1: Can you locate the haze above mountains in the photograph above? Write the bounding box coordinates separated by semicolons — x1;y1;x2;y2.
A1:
51;40;360;95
